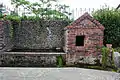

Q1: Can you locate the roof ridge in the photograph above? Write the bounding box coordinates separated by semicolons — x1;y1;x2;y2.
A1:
70;12;90;26
65;12;105;30
70;12;103;27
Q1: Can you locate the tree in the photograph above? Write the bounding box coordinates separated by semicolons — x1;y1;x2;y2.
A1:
92;8;120;47
28;0;57;18
11;0;72;20
11;0;30;15
27;0;71;20
28;2;42;17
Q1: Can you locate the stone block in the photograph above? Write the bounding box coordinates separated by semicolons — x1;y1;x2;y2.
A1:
0;53;63;67
114;52;120;68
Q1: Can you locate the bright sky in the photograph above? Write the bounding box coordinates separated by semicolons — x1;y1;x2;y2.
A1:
0;0;120;8
0;0;119;19
59;0;119;9
0;0;119;9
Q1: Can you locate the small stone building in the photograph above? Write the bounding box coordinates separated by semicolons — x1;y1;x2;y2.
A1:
64;12;105;64
0;13;105;66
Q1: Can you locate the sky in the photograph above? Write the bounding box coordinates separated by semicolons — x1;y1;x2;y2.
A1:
59;0;119;9
0;0;119;9
0;0;119;19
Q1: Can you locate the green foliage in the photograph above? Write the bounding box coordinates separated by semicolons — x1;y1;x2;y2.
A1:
0;14;72;22
117;68;120;73
114;47;120;53
55;4;72;16
101;47;109;68
11;0;72;20
4;15;21;22
101;47;115;69
92;8;120;47
28;3;71;20
28;2;42;16
11;0;30;8
11;0;30;15
21;16;41;21
56;55;64;67
0;9;3;18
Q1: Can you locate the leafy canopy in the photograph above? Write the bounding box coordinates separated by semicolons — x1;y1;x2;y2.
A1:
10;0;72;20
92;8;120;47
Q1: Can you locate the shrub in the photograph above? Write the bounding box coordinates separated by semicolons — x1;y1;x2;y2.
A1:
56;55;64;67
4;15;21;22
101;47;109;68
101;47;115;68
114;47;120;53
92;8;120;48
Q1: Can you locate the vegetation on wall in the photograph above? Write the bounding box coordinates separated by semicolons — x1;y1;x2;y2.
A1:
56;55;64;67
92;8;120;48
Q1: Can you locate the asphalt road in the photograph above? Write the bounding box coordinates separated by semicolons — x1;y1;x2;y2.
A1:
0;67;119;80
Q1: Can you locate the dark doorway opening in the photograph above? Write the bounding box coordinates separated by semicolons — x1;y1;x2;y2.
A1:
76;36;85;46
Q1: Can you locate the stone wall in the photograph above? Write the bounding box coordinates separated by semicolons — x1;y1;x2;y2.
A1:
0;20;12;51
13;20;69;50
0;52;65;67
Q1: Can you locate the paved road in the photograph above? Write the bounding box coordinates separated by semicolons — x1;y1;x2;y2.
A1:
0;67;119;80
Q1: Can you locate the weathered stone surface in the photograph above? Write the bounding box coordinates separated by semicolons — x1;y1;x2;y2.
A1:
66;53;98;65
13;20;69;49
114;52;120;68
0;20;12;51
0;53;65;67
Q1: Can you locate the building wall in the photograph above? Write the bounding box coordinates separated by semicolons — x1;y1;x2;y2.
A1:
65;28;104;64
0;20;69;51
13;20;69;50
0;20;12;51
